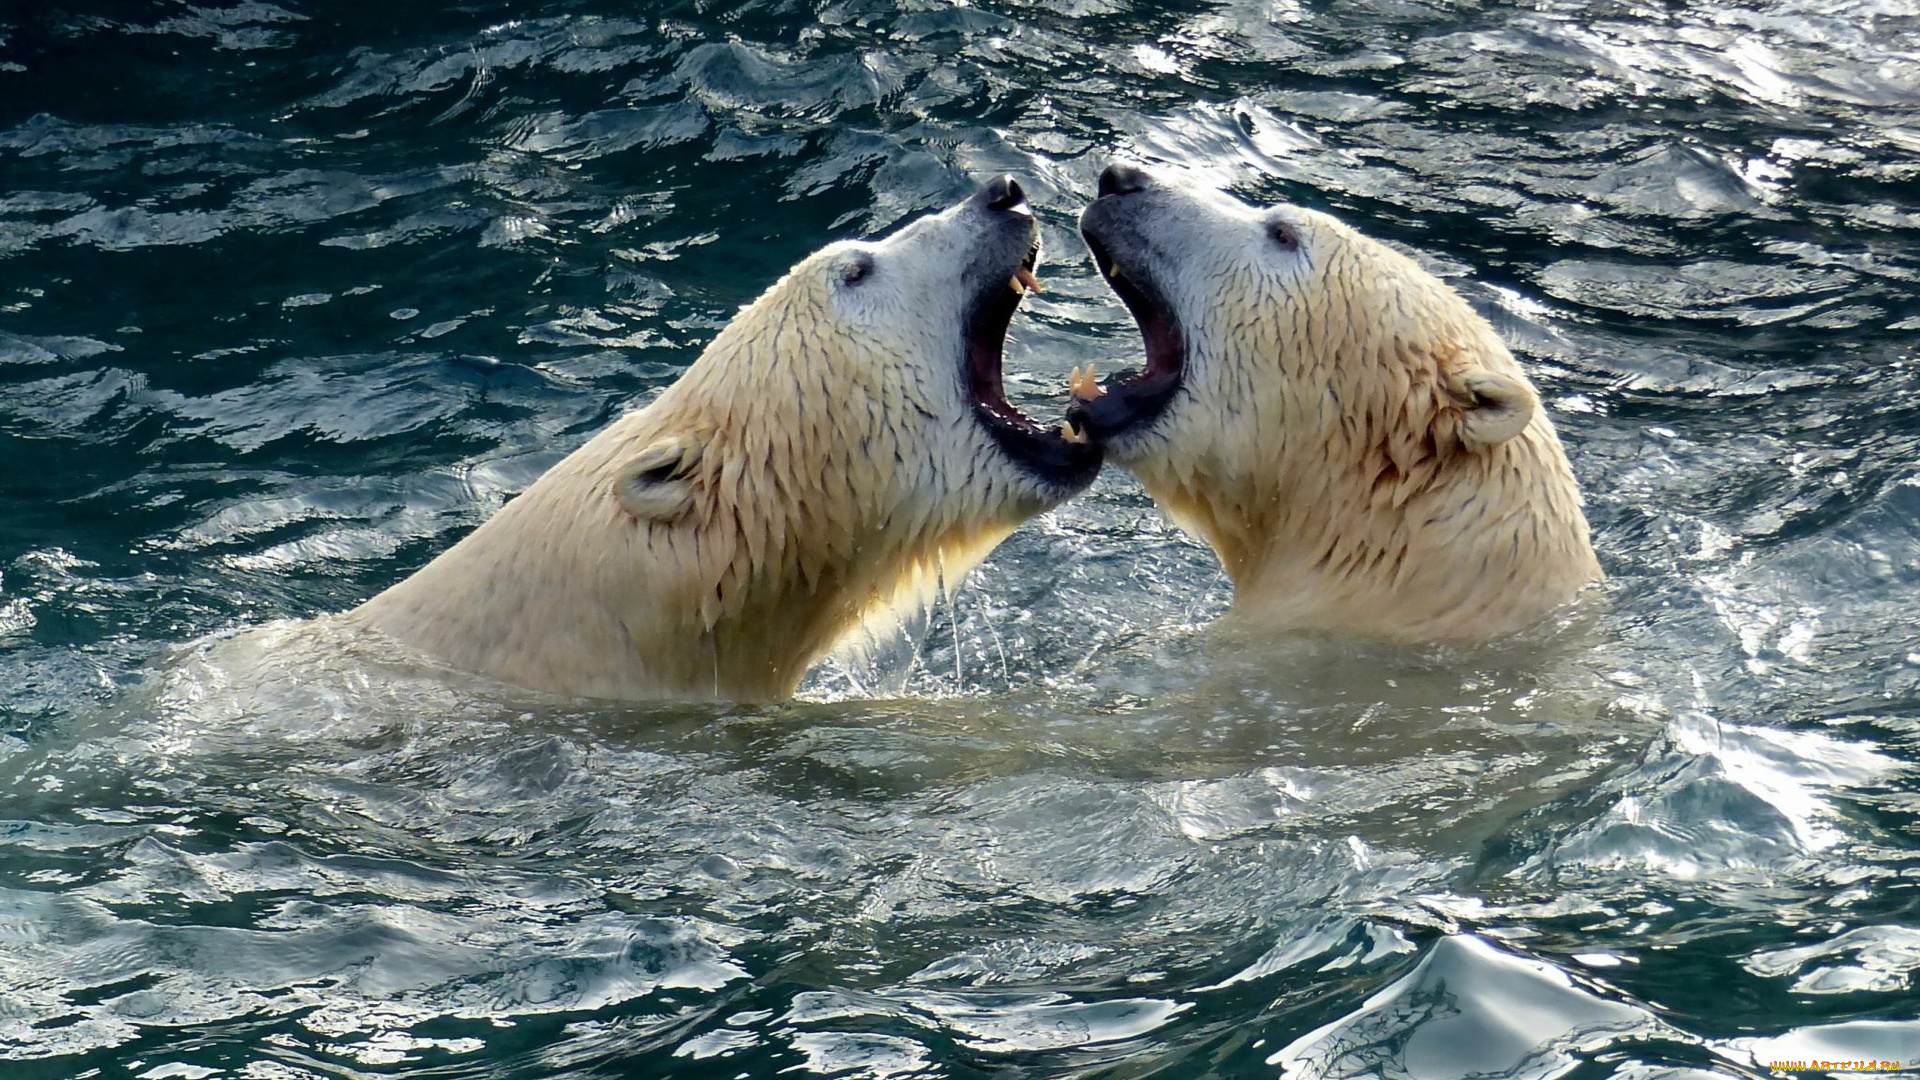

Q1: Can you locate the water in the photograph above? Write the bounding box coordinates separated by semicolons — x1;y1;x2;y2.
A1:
3;0;1919;1076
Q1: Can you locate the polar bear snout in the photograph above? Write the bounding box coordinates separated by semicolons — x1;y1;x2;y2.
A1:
949;177;1106;492
1073;165;1190;453
1097;162;1154;198
975;174;1035;216
955;176;1046;307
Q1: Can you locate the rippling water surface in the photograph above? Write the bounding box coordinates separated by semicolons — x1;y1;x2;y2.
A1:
4;1;1920;1077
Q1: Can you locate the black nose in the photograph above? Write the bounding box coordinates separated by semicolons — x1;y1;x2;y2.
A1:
1098;163;1152;198
982;175;1027;212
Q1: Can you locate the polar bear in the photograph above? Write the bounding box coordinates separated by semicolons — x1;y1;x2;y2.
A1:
1066;164;1600;644
343;178;1100;701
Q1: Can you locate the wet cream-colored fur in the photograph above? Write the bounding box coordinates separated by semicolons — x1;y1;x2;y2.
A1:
1085;173;1601;643
348;198;1065;701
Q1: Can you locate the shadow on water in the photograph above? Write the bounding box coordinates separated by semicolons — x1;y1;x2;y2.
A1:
2;0;1919;1076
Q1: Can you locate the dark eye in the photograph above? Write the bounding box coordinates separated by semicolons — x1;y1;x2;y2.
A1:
1268;220;1300;251
841;252;875;285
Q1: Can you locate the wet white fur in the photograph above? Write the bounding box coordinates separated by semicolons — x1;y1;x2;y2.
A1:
348;203;1058;701
1102;177;1602;643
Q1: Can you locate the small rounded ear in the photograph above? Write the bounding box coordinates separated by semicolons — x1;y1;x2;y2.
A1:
833;250;875;287
615;435;703;521
1456;369;1538;451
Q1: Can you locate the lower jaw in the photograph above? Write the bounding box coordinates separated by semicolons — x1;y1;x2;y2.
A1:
972;411;1103;494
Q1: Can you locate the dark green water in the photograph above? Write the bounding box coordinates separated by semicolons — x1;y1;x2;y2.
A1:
4;1;1920;1077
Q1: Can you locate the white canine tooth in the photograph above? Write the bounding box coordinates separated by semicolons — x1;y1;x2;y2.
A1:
1068;364;1105;401
1007;200;1033;216
1059;421;1088;444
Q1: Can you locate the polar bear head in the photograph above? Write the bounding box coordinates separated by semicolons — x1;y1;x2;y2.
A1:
1067;164;1599;643
352;178;1102;700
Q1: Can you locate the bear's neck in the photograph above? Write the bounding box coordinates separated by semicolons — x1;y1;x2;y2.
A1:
345;399;1011;703
1141;423;1601;643
340;459;804;701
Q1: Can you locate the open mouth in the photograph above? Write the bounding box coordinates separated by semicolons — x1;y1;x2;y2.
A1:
1064;221;1186;444
964;182;1103;490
